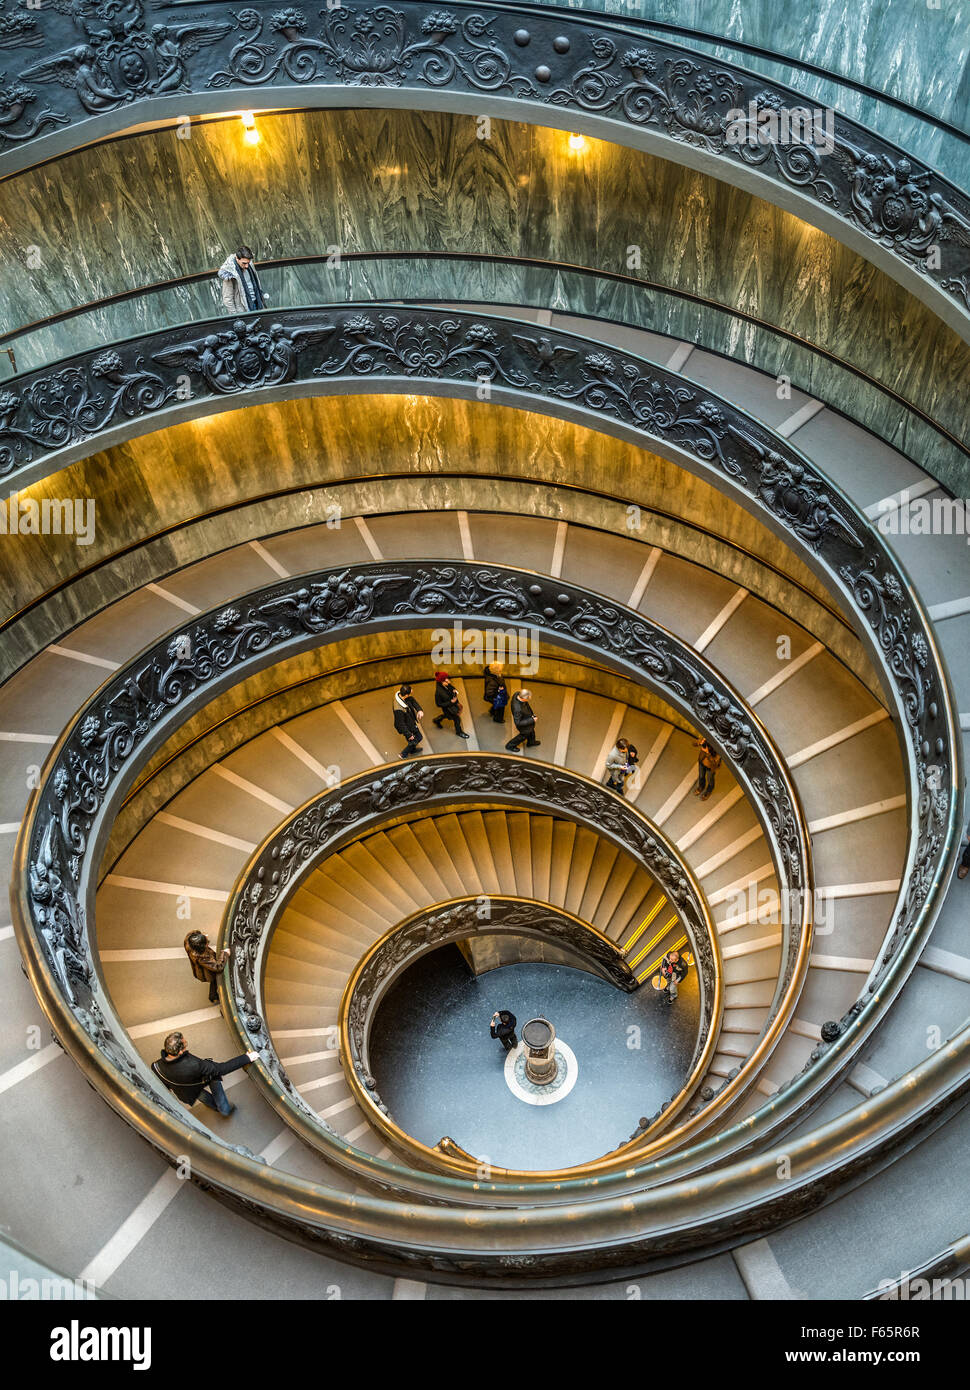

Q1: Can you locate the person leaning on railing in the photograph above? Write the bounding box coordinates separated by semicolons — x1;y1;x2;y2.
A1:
152;1032;258;1118
216;244;269;314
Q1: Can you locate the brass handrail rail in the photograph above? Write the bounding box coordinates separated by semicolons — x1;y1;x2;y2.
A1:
9;305;958;1276
217;765;729;1182
334;894;714;1173
2;1;969;335
12;555;808;1203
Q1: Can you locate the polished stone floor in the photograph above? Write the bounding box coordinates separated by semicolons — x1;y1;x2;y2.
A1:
369;948;700;1171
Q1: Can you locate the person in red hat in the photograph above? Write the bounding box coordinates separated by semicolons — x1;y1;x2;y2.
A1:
433;671;470;740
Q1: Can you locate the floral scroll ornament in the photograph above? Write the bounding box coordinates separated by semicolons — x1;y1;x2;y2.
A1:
0;350;173;474
314;314;527;385
207;5;532;94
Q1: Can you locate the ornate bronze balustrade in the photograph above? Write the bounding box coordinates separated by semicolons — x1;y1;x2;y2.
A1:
6;304;954;1062
13;559;809;1199
7;303;962;1273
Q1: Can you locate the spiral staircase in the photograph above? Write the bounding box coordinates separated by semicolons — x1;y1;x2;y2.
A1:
0;0;968;1302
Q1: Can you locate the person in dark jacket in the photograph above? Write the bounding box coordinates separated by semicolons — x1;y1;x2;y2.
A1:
183;930;229;1004
393;683;424;758
505;688;540;751
483;663;508;723
490;1009;518;1052
154;1032;257;1115
626;743;640;792
659;949;689;1004
432;670;470;739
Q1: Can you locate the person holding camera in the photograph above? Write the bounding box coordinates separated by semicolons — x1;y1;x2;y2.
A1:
490;1009;518;1052
659;949;689;1004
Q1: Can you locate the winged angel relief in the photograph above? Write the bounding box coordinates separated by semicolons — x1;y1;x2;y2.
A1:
18;0;230;112
152;320;335;395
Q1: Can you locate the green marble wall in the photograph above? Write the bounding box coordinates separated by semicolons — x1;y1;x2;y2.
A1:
538;0;970;137
0;110;966;464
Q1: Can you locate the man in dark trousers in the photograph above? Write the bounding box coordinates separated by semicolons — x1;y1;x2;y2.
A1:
505;687;540;751
432;671;470;739
183;930;229;1004
393;683;424;758
154;1032;257;1115
490;1009;518;1052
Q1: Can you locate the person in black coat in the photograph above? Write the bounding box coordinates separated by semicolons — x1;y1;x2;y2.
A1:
490;1009;518;1052
483;663;509;723
154;1031;257;1115
393;683;424;757
505;688;540;751
432;671;470;739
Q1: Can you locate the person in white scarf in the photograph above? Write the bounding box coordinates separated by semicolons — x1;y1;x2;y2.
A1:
393;684;424;758
217;245;268;314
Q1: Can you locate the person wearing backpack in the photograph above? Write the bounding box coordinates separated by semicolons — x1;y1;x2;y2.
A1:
490;675;509;723
483;663;508;723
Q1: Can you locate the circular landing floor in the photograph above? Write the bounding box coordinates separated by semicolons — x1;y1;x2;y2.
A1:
369;948;700;1170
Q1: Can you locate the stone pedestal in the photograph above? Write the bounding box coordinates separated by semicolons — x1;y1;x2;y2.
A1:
522;1017;557;1085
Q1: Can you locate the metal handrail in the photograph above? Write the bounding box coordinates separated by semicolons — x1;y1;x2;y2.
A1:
9;305;959;1275
216;764;731;1184
12;555;809;1207
336;894;706;1170
1;252;965;480
481;0;970;144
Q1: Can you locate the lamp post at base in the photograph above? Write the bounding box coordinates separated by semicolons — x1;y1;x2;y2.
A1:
522;1017;557;1085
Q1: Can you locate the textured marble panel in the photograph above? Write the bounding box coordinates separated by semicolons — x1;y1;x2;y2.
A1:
0;110;966;459
530;0;970;134
2;259;963;494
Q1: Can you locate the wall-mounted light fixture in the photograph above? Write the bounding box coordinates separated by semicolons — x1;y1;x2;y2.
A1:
568;132;587;153
241;111;260;145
